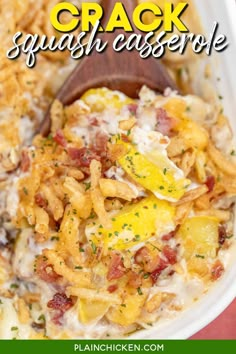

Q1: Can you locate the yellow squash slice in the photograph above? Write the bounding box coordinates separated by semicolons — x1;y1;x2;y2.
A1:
79;299;110;324
87;194;175;251
177;216;219;259
106;291;147;326
81;88;134;112
116;139;190;201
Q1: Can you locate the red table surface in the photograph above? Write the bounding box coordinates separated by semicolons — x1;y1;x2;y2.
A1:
190;298;236;339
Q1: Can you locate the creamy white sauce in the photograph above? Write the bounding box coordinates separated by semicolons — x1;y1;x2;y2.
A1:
19;115;35;146
0;297;32;339
0;227;8;245
132;127;169;155
6;177;20;218
211;124;234;155
13;229;54;279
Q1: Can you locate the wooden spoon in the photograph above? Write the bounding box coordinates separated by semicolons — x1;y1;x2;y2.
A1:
41;0;176;135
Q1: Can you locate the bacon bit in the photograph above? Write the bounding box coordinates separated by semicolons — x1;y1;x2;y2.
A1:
51;313;64;325
150;259;169;284
218;225;227;246
127;271;142;289
211;260;224;280
155;108;175;136
98;133;118;171
67;147;83;160
47;293;73;311
107;253;125;281
47;293;73;325
134;247;160;273
94;132;108;154
35;256;61;283
35;193;48;209
162;245;177;265
205;175;215;193
53;129;67;147
127;103;138;116
121;134;130;143
88;116;99;126
68;147;101;167
21;150;30;172
162;231;176;241
107;284;118;293
134;247;149;265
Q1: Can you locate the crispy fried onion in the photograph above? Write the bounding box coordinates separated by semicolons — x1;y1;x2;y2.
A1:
208;142;236;177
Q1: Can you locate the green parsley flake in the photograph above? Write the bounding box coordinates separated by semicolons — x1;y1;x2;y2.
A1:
51;236;59;241
137;287;143;295
90;241;97;254
38;314;46;322
23;187;28;195
11;327;18;331
195;254;205;259
143;273;150;279
84;182;91;191
10;283;19;289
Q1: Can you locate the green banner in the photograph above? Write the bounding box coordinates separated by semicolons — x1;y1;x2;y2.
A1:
0;340;236;354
